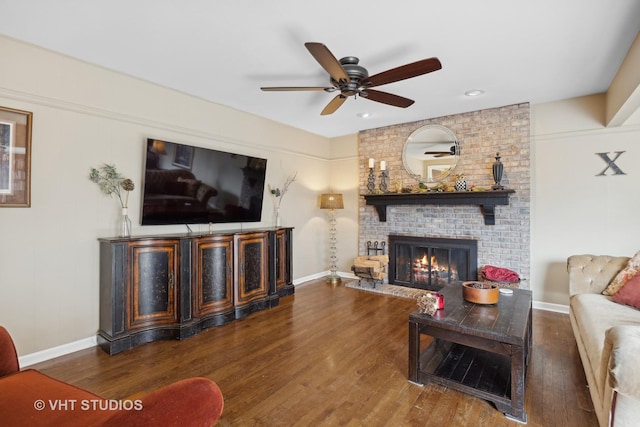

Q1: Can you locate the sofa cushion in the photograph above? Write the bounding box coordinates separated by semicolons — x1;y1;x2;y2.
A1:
164;181;189;195
605;325;640;398
603;250;640;296
177;177;201;198
612;272;640;310
570;294;640;399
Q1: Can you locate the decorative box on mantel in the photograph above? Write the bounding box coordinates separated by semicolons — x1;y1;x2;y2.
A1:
363;189;515;225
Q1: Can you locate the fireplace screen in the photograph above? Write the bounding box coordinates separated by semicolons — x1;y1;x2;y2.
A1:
389;235;477;290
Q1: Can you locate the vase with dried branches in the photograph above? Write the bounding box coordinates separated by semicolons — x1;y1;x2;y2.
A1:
268;172;297;227
89;164;135;237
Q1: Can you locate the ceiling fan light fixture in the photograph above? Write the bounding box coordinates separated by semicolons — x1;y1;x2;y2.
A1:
465;89;484;97
261;42;442;115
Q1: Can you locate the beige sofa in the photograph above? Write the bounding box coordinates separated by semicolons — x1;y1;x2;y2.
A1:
567;255;640;427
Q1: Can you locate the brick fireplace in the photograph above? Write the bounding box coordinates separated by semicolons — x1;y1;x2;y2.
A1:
357;103;530;288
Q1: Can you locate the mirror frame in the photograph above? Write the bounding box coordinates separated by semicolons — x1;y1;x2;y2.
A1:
402;124;460;184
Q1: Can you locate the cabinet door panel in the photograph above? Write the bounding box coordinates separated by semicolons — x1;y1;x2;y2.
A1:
194;237;233;316
243;241;263;292
235;233;268;304
129;242;179;329
275;229;286;289
270;228;293;297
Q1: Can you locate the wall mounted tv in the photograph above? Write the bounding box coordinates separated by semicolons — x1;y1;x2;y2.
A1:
141;138;268;225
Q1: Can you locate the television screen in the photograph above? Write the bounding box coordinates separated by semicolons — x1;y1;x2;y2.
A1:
141;138;267;225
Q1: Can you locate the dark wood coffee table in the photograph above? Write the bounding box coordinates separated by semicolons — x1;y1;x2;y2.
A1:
408;282;532;423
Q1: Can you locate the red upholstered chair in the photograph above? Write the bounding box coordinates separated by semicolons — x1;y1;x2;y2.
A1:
0;326;224;426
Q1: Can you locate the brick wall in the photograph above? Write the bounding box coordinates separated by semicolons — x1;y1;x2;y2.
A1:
358;103;530;287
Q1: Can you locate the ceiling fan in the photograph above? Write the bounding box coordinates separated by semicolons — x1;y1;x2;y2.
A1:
260;42;442;115
424;145;457;157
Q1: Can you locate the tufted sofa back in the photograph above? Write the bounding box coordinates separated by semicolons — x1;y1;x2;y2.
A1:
567;255;629;296
144;169;197;195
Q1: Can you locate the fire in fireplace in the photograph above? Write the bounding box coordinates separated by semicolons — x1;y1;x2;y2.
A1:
389;235;477;291
413;253;459;284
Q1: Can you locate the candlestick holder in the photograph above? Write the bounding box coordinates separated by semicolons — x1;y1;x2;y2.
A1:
367;168;376;193
379;170;388;193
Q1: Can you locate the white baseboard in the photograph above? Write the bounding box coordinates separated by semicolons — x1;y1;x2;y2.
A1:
293;271;328;285
532;301;569;314
293;271;357;286
19;336;97;368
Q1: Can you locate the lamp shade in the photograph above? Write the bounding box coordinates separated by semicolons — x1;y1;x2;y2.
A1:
319;193;344;210
151;139;167;154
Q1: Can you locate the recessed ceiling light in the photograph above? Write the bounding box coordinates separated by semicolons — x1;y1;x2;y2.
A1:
465;89;484;97
357;112;371;118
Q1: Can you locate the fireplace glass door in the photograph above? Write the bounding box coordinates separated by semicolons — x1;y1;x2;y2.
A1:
389;235;477;291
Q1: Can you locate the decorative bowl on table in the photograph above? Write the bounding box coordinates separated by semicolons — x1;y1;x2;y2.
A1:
462;281;499;304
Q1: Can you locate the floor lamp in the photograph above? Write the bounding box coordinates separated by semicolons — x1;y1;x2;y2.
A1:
320;193;344;285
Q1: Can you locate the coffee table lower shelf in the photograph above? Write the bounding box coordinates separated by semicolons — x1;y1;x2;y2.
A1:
414;339;525;423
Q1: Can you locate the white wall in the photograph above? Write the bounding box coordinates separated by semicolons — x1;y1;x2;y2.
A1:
328;134;359;274
531;94;640;306
0;35;333;356
2;32;639;358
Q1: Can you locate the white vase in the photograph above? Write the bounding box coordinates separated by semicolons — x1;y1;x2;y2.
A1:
120;207;132;238
275;207;281;227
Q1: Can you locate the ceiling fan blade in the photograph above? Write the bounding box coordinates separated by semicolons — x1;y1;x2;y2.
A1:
364;89;414;108
362;57;442;88
425;145;457;157
426;152;454;158
305;42;350;83
261;86;331;92
321;94;347;115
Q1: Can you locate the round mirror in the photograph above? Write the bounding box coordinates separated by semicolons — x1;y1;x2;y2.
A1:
402;124;460;183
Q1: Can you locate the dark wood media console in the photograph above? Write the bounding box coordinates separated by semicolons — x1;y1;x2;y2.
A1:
97;227;293;354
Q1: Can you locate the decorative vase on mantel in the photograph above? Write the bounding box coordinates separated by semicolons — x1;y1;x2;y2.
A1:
455;174;468;192
120;207;132;238
492;152;504;190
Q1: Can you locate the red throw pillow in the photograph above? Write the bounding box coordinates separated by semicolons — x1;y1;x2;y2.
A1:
603;250;640;296
612;272;640;310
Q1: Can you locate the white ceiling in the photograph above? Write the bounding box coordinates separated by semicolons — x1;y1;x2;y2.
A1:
1;0;639;138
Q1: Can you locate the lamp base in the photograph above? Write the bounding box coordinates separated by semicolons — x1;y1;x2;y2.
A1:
326;274;342;285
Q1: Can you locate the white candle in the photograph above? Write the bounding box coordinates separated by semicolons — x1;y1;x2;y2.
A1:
380;161;386;171
368;158;374;168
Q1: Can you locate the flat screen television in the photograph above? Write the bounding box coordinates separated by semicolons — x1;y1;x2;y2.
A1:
141;138;268;225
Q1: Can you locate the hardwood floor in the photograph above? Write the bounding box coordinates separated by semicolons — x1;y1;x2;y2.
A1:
32;280;598;426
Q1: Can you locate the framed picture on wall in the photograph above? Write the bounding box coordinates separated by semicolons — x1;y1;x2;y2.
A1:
0;106;32;207
172;143;194;169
